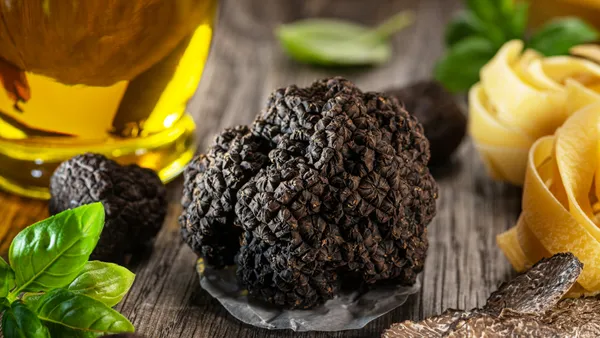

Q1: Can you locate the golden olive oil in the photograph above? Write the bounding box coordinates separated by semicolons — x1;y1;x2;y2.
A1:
0;0;217;199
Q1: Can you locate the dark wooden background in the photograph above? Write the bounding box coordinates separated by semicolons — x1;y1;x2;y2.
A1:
0;0;525;337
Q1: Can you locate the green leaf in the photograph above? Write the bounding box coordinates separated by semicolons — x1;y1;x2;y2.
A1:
21;293;44;306
9;203;104;293
445;12;487;47
497;0;514;16
465;0;525;46
466;0;497;23
434;36;497;92
2;302;49;338
0;297;10;310
66;261;135;307
529;18;600;56
506;2;529;39
29;289;134;334
276;11;413;66
0;256;15;298
45;323;99;338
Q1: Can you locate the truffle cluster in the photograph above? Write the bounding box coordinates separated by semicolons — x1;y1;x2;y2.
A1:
50;153;167;262
180;77;438;309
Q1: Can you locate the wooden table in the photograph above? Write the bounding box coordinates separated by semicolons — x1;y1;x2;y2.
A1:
0;0;525;336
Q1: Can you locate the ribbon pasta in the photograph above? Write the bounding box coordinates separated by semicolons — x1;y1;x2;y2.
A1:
469;40;600;185
497;103;600;296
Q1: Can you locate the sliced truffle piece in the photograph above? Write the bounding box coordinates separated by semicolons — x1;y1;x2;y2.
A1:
50;153;167;262
382;310;469;338
539;296;600;336
386;81;466;166
484;252;582;316
385;307;600;338
382;253;586;338
447;310;558;338
448;300;600;338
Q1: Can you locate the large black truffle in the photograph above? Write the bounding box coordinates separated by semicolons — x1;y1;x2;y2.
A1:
180;77;438;309
50;153;167;262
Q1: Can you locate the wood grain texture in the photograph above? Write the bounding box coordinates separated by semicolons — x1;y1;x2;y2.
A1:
0;0;525;337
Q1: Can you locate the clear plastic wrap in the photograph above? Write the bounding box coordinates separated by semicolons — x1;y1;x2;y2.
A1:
198;261;420;332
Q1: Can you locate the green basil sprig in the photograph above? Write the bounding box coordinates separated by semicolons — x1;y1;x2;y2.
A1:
276;10;414;66
0;203;136;338
436;0;599;92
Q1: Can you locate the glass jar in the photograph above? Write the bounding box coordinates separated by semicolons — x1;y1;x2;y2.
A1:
0;0;217;199
526;0;600;29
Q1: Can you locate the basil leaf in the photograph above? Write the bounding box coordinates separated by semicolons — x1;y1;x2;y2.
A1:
466;0;497;23
45;323;99;338
276;11;413;66
0;297;10;310
0;256;15;298
9;203;104;293
434;36;497;92
507;2;529;39
2;302;49;338
21;292;44;306
66;261;135;307
277;20;390;66
497;0;514;16
30;289;134;334
529;18;599;56
445;12;487;47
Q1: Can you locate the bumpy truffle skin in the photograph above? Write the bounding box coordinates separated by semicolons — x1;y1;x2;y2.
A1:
181;77;438;308
50;153;167;262
180;126;270;267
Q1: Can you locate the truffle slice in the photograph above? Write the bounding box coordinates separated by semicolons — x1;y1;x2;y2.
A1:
448;301;600;338
382;253;590;338
540;296;600;336
382;310;469;338
483;252;582;316
447;310;557;338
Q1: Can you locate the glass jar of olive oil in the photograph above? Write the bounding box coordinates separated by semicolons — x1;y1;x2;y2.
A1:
0;0;217;199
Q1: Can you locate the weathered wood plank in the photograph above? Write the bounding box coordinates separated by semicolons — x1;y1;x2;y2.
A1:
0;0;526;337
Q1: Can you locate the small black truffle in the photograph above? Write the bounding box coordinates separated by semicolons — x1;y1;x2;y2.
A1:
387;81;466;166
181;77;438;309
50;153;167;262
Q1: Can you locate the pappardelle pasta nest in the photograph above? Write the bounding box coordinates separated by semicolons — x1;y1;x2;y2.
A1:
469;40;600;185
497;101;600;296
